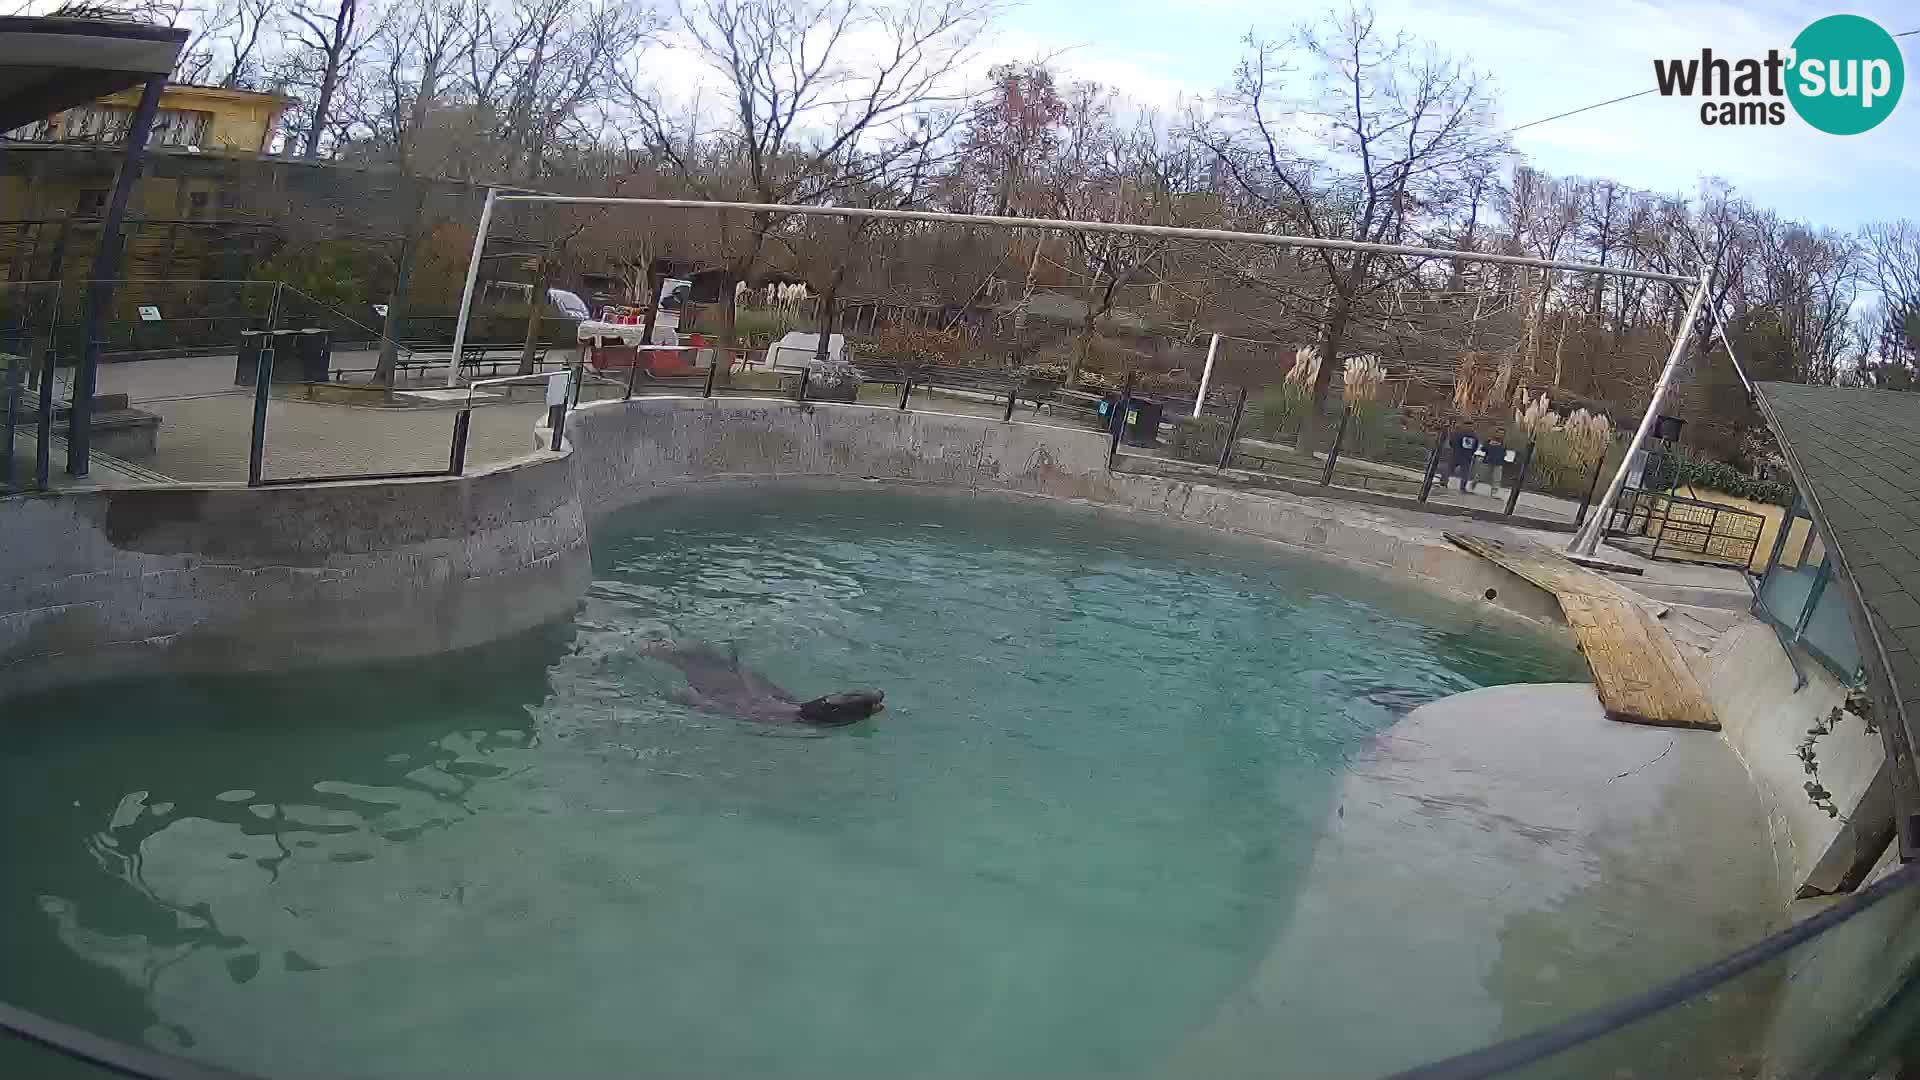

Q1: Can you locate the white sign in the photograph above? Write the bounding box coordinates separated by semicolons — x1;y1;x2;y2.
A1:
137;305;161;322
371;304;390;318
545;371;570;407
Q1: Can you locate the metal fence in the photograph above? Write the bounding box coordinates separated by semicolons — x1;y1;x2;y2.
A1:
1606;488;1767;569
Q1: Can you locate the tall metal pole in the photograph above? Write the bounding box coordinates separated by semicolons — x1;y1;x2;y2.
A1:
445;187;498;388
68;74;167;477
1193;332;1221;417
1569;268;1712;556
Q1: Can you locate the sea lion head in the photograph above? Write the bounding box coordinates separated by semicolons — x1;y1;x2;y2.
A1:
796;689;886;726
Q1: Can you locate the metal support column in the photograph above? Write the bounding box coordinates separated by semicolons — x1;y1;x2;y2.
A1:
1570;268;1712;555
69;74;167;477
445;187;498;388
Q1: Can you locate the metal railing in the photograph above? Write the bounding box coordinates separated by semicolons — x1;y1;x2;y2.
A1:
1606;488;1767;569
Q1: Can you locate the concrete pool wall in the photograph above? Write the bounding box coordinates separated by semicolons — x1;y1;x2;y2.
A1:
0;453;588;700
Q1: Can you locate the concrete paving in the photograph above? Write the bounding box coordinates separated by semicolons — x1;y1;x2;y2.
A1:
1158;683;1783;1079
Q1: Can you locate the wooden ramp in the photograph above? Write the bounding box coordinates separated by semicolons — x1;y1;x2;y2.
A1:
1446;533;1719;731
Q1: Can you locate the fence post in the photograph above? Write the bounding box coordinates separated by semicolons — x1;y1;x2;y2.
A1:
1003;381;1017;422
1575;454;1606;527
797;367;810;402
448;408;472;475
1418;431;1443;502
247;346;273;487
570;351;585;408
898;377;913;410
1319;407;1351;486
2;356;20;493
624;343;641;401
1503;442;1535;518
1108;371;1136;467
34;349;55;491
703;353;717;397
1217;386;1247;470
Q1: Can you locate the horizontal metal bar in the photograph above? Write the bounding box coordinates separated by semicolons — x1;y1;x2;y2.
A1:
255;469;450;486
0;1000;259;1080
492;196;1694;285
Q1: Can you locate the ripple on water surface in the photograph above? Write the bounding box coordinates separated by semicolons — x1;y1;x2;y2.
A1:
0;487;1582;1078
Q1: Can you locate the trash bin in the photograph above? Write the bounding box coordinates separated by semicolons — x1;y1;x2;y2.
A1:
267;329;301;382
234;330;264;386
1123;396;1164;447
296;328;332;383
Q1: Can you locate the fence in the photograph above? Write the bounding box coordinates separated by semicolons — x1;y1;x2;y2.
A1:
1155;387;1616;528
1605;489;1768;569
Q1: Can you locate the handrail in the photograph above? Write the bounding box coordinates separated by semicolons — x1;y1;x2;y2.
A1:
1387;859;1920;1080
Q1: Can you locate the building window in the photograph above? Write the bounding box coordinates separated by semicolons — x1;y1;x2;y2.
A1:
42;105;213;148
152;109;213;148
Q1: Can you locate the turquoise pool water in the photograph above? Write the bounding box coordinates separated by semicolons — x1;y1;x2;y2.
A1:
0;488;1582;1078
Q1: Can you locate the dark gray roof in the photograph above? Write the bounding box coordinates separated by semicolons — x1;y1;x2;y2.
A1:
0;17;187;132
1758;381;1920;749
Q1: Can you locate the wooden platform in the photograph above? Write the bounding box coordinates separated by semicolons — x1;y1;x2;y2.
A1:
1446;533;1720;731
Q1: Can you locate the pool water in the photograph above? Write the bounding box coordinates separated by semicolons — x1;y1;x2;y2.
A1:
0;488;1582;1078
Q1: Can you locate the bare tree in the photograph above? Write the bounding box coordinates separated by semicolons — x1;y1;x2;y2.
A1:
286;0;369;156
625;0;994;379
1200;4;1506;448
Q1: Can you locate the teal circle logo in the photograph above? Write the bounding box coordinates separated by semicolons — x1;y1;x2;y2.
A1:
1787;14;1904;135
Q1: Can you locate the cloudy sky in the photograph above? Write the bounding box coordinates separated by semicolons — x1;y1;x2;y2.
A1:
974;0;1918;231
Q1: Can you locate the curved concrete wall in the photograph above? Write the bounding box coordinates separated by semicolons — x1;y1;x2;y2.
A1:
0;453;589;700
563;396;1569;628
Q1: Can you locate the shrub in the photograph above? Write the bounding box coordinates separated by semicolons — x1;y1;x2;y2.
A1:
1167;415;1231;464
1650;457;1795;506
808;358;862;402
1245;381;1310;440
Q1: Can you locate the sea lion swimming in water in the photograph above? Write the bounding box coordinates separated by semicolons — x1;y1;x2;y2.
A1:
638;640;885;729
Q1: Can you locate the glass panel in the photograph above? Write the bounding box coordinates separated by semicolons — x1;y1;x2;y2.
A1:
1802;574;1866;676
1760;541;1823;629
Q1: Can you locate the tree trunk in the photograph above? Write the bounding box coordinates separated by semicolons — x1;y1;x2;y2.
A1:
814;282;838;364
305;53;342;157
1067;311;1095;388
1302;289;1353;453
716;273;738;387
637;266;661;347
374;180;427;386
517;255;548;376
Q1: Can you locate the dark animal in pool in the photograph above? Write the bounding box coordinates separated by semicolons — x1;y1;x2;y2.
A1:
638;640;885;730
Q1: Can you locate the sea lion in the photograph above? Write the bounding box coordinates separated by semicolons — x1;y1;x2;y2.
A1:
639;640;885;729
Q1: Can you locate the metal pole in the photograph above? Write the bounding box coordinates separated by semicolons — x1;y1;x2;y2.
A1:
797;367;810;401
1217;386;1247;470
1193;332;1221;417
1108;371;1136;466
898;377;912;410
1320;407;1351;486
1503;443;1535;517
493;196;1693;285
2;355;20;492
448;408;471;475
34;348;54;490
69;74;167;478
624;340;640;400
1570;269;1711;555
1575;452;1606;527
247;346;273;486
703;354;717;397
1418;431;1443;502
1003;381;1017;422
445;187;498;388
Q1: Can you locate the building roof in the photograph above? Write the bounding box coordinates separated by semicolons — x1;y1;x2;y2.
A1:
1757;381;1920;849
0;17;187;132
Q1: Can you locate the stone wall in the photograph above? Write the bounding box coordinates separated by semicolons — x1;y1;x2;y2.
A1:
0;454;589;700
